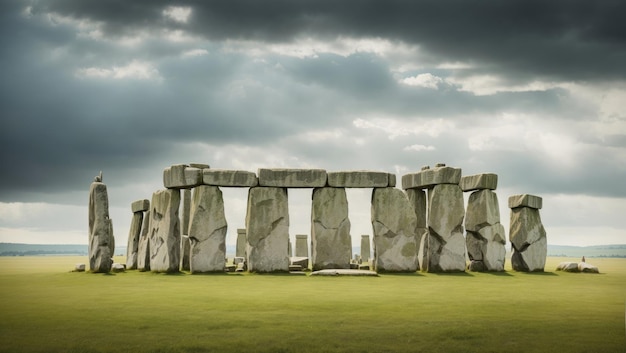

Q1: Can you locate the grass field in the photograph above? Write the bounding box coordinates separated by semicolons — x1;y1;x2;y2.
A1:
0;256;624;353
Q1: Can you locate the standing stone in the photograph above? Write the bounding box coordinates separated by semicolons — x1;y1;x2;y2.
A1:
509;194;547;272
405;188;427;270
288;240;293;257
137;210;151;271
88;174;114;273
360;235;371;262
125;211;143;270
371;187;419;272
188;186;228;273
311;187;352;270
245;187;290;272
180;189;191;271
148;189;181;273
464;188;506;271
236;228;247;258
424;184;466;272
295;234;308;257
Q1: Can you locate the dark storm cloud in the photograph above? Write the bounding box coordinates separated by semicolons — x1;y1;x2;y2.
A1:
29;0;626;82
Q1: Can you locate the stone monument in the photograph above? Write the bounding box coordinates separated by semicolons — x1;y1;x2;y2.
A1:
88;171;114;273
311;187;351;270
148;189;181;273
126;199;149;270
509;194;547;272
188;185;228;273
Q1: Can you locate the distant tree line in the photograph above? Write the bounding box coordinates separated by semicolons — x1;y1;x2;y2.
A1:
0;250;88;256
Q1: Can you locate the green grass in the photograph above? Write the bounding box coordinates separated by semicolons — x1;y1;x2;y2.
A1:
0;256;624;353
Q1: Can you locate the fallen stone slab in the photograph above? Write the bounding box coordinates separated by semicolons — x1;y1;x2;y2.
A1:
327;171;391;188
74;263;85;272
310;269;379;276
508;194;543;210
578;262;600;273
163;164;203;189
258;168;327;188
112;263;126;272
556;262;579;272
460;173;498;192
131;199;150;213
290;256;309;269
401;164;462;190
203;169;259;187
289;265;303;271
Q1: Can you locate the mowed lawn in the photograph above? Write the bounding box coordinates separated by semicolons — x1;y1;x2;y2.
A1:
0;256;624;353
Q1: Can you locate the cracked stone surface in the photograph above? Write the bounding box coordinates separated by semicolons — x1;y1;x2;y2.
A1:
510;206;547;272
465;189;506;271
88;181;113;273
245;187;290;272
188;186;228;273
125;211;143;270
311;187;351;270
148;189;181;273
137;210;151;271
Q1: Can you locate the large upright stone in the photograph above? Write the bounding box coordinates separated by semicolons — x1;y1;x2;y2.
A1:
509;196;547;272
245;187;290;272
371;187;419;272
188;186;228;273
327;171;392;188
163;164;203;189
424;184;466;272
88;178;114;273
295;234;308;257
203;169;259;187
148;189;181;273
180;189;192;271
236;229;247;258
258;168;327;188
405;188;427;270
402;165;462;190
360;235;371;262
137;210;151;271
125;211;144;270
311;187;351;270
465;190;506;271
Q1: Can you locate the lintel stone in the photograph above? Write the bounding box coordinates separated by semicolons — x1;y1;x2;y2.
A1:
163;164;203;189
131;199;150;213
460;173;498;192
508;194;543;209
189;163;210;169
203;169;258;187
327;171;389;188
401;165;462;190
258;168;327;188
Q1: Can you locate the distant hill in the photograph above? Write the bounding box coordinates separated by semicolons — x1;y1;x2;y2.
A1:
547;244;626;258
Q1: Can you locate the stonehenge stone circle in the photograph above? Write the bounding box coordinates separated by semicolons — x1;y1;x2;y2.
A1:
236;228;247;258
180;189;191;271
163;164;203;189
258;168;327;188
125;203;145;270
148;189;181;273
509;194;547;272
137;210;151;271
88;174;114;273
327;171;393;188
371;187;419;272
188;185;228;273
203;169;259;187
405;188;427;270
245;187;290;272
463;174;506;272
311;187;352;270
360;235;371;262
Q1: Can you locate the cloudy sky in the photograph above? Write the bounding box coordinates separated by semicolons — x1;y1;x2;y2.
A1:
1;0;625;249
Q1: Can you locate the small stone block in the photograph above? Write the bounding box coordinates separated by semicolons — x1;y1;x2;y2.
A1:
508;194;543;209
112;263;126;272
327;171;389;188
189;163;210;169
203;169;259;187
401;165;462;189
258;168;327;188
289;265;303;271
131;199;150;213
225;264;236;272
388;173;397;187
74;263;85;272
460;173;498;192
163;164;202;189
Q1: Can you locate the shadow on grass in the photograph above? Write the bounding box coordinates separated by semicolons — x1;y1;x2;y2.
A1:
518;271;558;276
482;271;514;277
378;272;425;277
430;271;474;277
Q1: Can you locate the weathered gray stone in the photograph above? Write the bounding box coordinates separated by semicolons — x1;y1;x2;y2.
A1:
327;171;389;188
295;234;308;257
188;186;228;273
401;165;462;190
466;224;506;272
137;210;151;271
236;229;247;258
290;256;309;269
288;240;293;257
148;189;181;273
180;189;191;271
310;269;378;276
74;263;85;272
556;262;579;272
203;169;259;187
405;188;427;269
465;190;501;232
387;173;397;187
508;194;543;210
509;206;547;272
423;184;466;272
360;235;371;262
131;199;150;213
371;187;419;272
189;163;210;169
459;173;498;192
112;263;125;272
88;181;113;273
245;187;290;272
258;168;327;188
163;164;203;189
311;187;352;270
578;262;599;273
125;211;143;270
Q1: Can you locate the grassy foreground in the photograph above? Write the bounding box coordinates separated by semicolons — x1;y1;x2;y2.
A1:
0;256;624;353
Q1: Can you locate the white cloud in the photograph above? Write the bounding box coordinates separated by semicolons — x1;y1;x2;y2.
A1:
400;73;443;89
447;74;560;96
162;6;192;23
403;144;435;151
75;60;161;80
182;49;209;58
353;117;454;139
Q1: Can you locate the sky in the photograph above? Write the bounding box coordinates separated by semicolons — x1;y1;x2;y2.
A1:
1;0;625;248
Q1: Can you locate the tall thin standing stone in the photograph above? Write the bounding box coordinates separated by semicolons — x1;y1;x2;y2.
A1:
311;187;351;270
405;188;427;270
425;184;466;272
245;187;290;272
126;199;149;270
360;235;371;262
188;185;228;273
295;234;308;258
180;189;191;271
236;229;247;258
137;210;151;271
149;189;181;273
88;172;114;273
509;194;547;272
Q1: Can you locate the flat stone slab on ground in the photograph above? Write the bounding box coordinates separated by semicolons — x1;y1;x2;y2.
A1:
401;165;462;189
508;194;543;209
556;262;580;272
578;262;600;273
258;168;327;188
310;269;379;276
327;171;392;188
74;263;85;272
131;199;150;213
203;169;258;187
460;173;498;191
112;263;125;272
